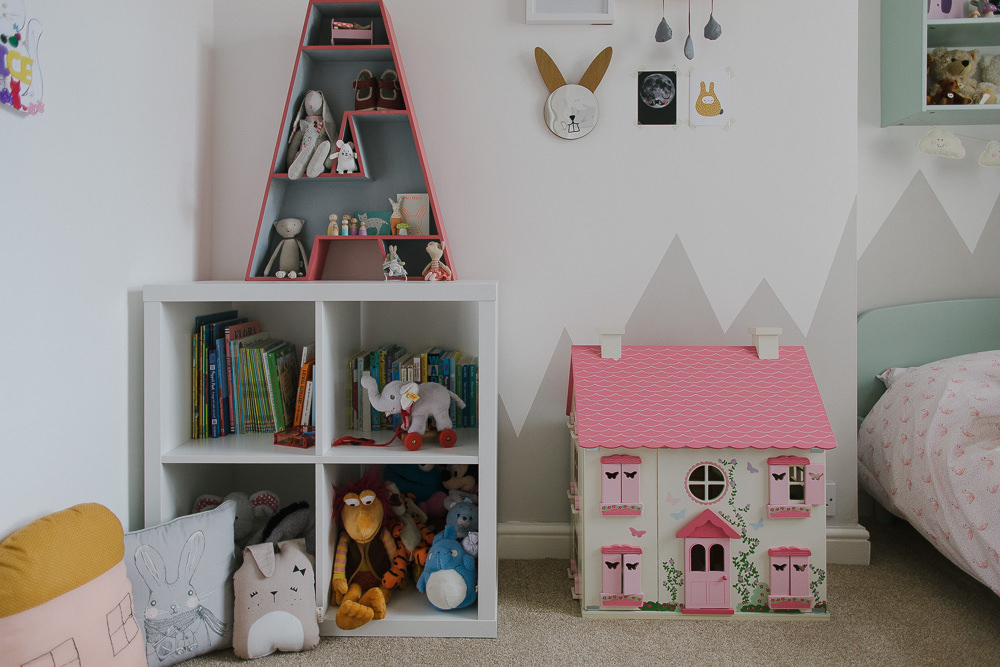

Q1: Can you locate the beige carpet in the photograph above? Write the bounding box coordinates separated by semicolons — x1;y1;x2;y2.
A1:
185;519;1000;666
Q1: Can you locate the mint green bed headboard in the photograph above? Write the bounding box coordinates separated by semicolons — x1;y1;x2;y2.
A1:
857;298;1000;422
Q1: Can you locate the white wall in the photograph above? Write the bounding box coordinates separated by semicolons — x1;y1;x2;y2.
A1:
211;0;862;547
858;1;1000;310
1;1;862;552
0;1;212;537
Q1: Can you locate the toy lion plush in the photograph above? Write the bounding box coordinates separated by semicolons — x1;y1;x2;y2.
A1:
330;471;404;630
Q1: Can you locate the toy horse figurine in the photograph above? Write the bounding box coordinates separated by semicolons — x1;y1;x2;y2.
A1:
421;241;452;281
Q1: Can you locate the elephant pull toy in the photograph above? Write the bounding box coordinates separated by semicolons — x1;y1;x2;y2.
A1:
359;375;466;451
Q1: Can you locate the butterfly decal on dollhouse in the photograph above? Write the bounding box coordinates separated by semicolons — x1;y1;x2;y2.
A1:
0;0;43;114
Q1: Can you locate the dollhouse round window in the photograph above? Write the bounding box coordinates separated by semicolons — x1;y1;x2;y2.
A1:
685;462;728;504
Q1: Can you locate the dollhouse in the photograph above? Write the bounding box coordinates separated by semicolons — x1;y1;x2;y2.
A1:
566;328;836;618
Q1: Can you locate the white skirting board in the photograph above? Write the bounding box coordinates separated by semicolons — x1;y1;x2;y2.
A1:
498;522;872;565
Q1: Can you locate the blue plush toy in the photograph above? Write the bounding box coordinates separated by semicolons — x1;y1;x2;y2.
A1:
416;525;477;610
445;497;478;540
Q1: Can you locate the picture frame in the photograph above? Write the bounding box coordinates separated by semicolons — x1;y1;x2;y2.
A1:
526;0;614;25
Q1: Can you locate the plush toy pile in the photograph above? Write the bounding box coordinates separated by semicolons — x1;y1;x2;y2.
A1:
927;47;1000;105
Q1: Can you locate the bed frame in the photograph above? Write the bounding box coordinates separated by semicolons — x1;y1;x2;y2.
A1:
857;298;1000;423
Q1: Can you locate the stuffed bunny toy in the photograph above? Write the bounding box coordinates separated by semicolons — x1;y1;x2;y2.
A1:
286;90;336;180
233;539;319;660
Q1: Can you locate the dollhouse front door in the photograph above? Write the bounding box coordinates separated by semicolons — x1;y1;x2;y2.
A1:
676;509;740;615
684;539;729;610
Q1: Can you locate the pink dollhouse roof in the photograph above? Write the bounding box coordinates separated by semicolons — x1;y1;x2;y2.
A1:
676;509;740;539
567;345;836;451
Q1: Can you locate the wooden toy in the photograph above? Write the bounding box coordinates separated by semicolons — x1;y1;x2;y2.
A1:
328;214;339;235
534;46;611;140
567;328;835;617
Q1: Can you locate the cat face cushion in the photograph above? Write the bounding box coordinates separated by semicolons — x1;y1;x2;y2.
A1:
233;538;319;659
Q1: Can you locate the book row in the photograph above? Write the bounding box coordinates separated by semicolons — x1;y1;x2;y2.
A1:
349;344;478;432
192;310;315;439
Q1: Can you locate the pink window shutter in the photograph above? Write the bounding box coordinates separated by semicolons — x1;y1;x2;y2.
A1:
601;463;621;504
805;464;825;506
621;461;640;504
789;555;811;597
602;554;622;595
768;464;789;505
622;552;642;595
770;556;790;597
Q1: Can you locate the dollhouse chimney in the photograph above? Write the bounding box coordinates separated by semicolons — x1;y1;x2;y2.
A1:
748;327;782;360
598;327;624;360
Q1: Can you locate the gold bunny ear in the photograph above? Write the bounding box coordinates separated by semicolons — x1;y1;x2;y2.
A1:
578;47;612;93
535;47;566;93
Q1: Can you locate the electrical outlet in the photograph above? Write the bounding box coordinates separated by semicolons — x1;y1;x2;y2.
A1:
826;482;836;517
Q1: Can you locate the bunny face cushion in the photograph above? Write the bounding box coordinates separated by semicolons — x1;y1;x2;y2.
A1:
123;500;237;666
233;539;320;659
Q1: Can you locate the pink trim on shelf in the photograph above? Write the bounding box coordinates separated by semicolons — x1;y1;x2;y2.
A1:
768;455;810;465
768;597;812;610
601;594;644;607
600;505;642;516
767;505;812;519
681;606;735;615
601;454;642;464
768;546;812;557
601;544;643;555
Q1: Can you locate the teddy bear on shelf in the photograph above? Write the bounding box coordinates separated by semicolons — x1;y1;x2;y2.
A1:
263;218;309;279
928;47;996;105
979;53;1000;103
927;78;973;105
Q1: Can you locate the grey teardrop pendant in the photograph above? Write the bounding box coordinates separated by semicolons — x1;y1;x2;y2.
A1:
704;14;722;40
684;33;694;60
655;16;672;42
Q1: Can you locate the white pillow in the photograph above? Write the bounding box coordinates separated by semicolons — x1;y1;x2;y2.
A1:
124;500;237;666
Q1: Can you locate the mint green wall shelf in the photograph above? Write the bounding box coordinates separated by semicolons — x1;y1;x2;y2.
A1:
882;0;1000;126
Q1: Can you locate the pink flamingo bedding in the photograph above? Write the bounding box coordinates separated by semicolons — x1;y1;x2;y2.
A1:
858;350;1000;596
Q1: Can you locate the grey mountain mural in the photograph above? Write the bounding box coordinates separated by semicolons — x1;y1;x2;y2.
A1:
860;171;1000;314
498;221;858;525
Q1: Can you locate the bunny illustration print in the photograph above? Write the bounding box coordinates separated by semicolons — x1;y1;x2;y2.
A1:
134;531;229;664
690;70;730;126
534;47;612;140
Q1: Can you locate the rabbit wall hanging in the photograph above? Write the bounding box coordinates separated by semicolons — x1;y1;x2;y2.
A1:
534;46;612;140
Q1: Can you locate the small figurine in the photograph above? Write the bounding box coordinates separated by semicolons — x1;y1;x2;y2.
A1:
334;140;358;174
341;217;349;235
397;222;409;236
382;245;407;280
350;217;359;235
328;214;340;235
388;196;402;234
422;241;452;281
263;218;309;279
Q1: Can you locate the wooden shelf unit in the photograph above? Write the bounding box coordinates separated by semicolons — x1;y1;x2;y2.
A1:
246;0;455;281
143;280;498;637
882;0;1000;126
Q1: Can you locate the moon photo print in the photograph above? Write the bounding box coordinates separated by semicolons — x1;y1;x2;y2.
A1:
637;71;677;126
